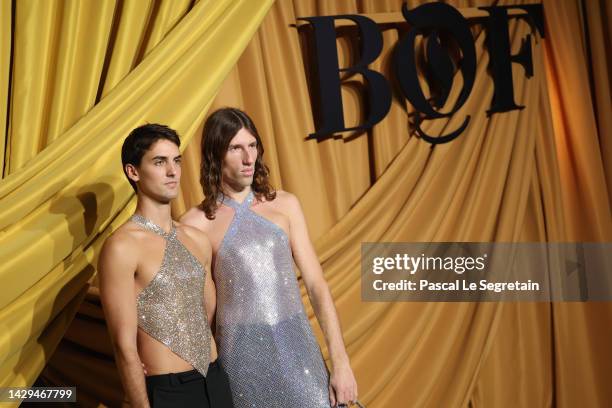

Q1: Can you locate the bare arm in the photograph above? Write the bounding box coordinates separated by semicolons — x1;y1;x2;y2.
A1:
283;193;358;406
98;235;149;408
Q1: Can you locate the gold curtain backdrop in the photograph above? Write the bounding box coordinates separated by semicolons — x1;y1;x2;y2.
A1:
0;0;610;407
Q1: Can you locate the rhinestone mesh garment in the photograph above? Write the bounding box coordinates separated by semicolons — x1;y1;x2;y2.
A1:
214;192;330;407
130;214;212;377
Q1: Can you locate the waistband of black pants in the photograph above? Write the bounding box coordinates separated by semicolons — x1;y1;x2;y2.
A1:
145;360;220;387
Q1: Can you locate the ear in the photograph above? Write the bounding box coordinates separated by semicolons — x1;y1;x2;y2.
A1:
125;163;140;184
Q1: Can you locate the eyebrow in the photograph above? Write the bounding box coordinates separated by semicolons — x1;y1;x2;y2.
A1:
151;154;182;160
229;141;257;148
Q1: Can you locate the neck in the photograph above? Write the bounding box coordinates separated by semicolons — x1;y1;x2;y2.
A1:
134;194;174;232
222;183;252;203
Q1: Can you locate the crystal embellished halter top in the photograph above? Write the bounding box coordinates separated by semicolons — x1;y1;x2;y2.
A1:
130;214;212;377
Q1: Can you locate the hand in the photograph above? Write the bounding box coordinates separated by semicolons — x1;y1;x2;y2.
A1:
142;362;147;376
328;361;358;407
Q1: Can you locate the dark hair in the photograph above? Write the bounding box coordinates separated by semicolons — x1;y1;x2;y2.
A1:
200;108;275;219
121;124;180;192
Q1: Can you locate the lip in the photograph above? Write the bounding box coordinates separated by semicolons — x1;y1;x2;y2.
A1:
241;169;254;176
165;181;178;187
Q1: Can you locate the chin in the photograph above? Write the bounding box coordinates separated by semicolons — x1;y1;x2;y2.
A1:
157;191;178;203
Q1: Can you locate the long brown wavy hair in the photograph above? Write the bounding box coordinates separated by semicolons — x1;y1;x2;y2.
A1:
200;107;276;219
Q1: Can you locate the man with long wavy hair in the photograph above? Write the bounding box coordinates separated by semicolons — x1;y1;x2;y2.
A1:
181;108;358;407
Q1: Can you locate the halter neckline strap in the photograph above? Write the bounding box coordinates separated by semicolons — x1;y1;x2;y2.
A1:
130;214;176;239
220;191;254;210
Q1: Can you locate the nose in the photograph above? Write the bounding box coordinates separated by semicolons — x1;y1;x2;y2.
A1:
166;161;178;176
242;148;255;165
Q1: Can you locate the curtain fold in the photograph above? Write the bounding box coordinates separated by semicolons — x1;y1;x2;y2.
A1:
583;0;612;208
543;0;611;241
0;0;11;176
5;0;116;173
0;0;610;407
542;2;612;406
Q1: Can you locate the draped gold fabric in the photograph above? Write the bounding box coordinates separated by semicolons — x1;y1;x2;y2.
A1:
584;0;612;207
0;0;610;407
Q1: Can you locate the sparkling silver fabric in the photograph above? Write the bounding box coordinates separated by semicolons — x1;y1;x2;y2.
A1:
130;214;212;377
215;192;330;407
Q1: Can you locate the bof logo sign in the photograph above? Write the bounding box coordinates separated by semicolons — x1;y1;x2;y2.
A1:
299;2;544;144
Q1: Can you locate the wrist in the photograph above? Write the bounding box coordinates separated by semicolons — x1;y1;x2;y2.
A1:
330;352;350;370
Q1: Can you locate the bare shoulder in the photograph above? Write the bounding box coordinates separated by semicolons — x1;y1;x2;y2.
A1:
101;223;139;254
179;206;204;225
176;222;212;253
177;222;210;244
179;206;209;230
269;190;302;214
98;222;142;275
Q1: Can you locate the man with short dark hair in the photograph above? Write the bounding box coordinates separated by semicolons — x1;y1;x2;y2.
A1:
99;124;234;407
181;109;358;408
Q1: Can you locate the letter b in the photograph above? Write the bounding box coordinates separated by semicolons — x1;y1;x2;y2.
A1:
299;16;392;139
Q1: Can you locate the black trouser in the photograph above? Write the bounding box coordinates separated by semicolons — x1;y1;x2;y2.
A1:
145;361;234;407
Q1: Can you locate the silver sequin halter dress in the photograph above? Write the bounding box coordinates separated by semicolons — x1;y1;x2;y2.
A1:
214;192;330;407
